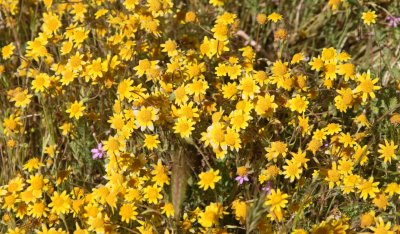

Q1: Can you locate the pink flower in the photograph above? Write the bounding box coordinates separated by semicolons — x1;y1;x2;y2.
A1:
262;181;273;193
91;143;105;159
235;175;249;185
386;15;400;27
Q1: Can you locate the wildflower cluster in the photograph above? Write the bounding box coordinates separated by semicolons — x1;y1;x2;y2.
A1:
1;0;400;233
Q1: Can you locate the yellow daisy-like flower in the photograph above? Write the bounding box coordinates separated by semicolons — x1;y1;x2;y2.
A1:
7;176;25;194
255;94;278;117
267;12;283;22
312;128;327;142
373;193;388;210
321;47;337;61
161;39;178;57
66;100;85;120
143;184;163;204
117;78;134;100
231;199;247;223
188;78;209;99
102;135;126;157
325;162;340;189
27;174;48;198
2;43;15;59
323;62;337;80
198;202;223;228
2;194;17;211
173;117;195;138
335;88;354;112
212;23;228;41
23;158;44;172
28;201;48;218
288;95;309;113
256;13;267;25
384;183;400;196
342;174;360;194
354;71;381;102
123;0;139;10
176;101;199;119
362;10;377;26
173;84;189;105
265;141;288;161
328;0;342;11
143;134;160;150
238;74;259;100
355;113;371;127
378;139;398;164
339;132;356;148
338;63;356;81
264;189;288;212
87;57;108;80
59;122;73;136
282;159;302;182
134;59;157;77
271;60;289;78
32;73;51;93
324;123;342;135
369;217;394;234
229;110;252;131
291;52;304;64
119;203;138;223
358;177;380;200
185;11;196;23
133;106;159;131
26;37;48;61
42;12;61;34
360;211;375;228
87;213;107;233
162;203;175;218
3;114;22;136
48;191;71;215
108;113;125;131
298;115;311;136
151;160;170;187
291;149;309;169
205;122;226;149
198;169;221;191
221;127;242;151
10;88;32;108
309;56;324;71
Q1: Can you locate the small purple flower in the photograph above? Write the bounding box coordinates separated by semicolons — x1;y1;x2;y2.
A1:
91;143;105;159
262;181;273;193
386;15;400;28
235;175;249;185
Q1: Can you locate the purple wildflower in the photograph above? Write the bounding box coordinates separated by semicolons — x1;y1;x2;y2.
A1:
235;175;249;185
91;143;105;159
386;15;400;28
262;181;273;193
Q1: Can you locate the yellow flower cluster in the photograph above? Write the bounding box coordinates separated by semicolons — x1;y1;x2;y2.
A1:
0;0;399;233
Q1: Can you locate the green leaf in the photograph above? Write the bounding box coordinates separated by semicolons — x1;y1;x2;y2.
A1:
388;97;398;111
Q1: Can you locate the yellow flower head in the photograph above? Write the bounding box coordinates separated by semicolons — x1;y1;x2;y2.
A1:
378;139;398;164
134;106;159;131
268;12;283;22
198;169;221;191
354;71;381;102
264;189;288;212
2;43;15;60
362;10;377;25
66;100;85;120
